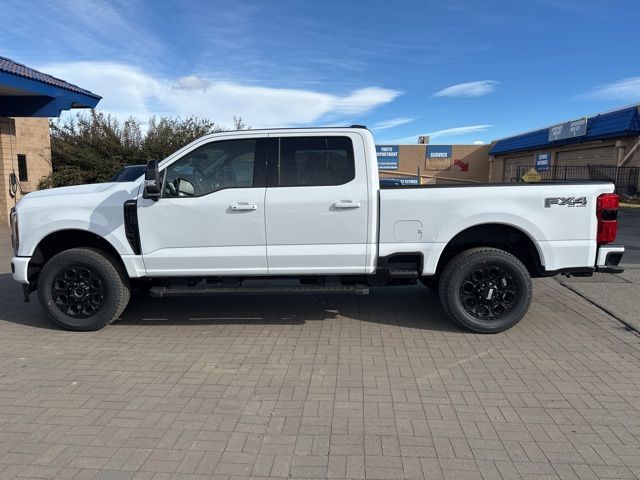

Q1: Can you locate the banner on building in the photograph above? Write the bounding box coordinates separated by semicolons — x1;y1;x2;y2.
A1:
536;153;551;171
376;145;399;170
548;118;587;142
426;145;452;170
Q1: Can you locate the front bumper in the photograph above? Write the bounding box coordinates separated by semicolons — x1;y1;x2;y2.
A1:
595;245;624;274
11;256;30;284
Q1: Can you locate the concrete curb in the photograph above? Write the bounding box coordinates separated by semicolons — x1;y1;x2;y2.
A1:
557;277;640;333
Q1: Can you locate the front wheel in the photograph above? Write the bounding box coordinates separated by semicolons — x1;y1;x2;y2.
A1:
439;247;532;333
38;248;130;331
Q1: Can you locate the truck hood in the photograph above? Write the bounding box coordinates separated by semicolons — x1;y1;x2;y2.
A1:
23;182;118;199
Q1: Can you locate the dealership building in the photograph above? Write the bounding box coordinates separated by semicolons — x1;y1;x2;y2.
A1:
376;104;640;195
0;56;100;225
488;105;640;192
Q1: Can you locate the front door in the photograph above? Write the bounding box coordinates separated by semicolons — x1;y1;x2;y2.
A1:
265;134;370;274
137;135;268;276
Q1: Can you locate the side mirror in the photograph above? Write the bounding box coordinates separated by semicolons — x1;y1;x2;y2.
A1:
176;178;195;197
8;172;18;198
143;159;161;200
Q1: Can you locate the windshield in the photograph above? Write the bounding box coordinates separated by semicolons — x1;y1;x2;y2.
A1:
111;165;145;182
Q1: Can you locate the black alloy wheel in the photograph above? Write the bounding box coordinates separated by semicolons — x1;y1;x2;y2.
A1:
458;264;517;320
38;248;130;331
439;247;532;333
51;264;106;319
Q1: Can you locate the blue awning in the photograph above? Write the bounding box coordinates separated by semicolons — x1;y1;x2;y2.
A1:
0;56;101;117
490;106;640;156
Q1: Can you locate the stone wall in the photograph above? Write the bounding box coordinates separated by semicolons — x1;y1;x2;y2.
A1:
0;117;52;225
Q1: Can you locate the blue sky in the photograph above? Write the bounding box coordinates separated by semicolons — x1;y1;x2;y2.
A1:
2;0;640;144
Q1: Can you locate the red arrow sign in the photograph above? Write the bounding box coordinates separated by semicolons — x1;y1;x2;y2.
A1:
453;159;469;172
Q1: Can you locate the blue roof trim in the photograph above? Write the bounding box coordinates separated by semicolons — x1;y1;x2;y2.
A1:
0;57;101;117
489;106;640;155
0;56;100;99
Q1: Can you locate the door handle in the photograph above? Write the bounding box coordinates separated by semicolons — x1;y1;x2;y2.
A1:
230;203;258;211
333;201;361;209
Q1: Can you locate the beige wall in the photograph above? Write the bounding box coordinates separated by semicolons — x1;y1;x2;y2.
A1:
0;117;51;225
379;144;491;184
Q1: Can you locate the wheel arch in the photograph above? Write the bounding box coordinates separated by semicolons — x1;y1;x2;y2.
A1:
435;223;545;277
28;229;128;285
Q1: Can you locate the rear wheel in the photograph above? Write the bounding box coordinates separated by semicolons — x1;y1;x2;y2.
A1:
38;248;130;331
439;247;532;333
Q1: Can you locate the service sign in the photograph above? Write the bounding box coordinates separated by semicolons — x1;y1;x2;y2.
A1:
536;153;551;171
376;145;399;170
548;118;587;142
426;145;452;170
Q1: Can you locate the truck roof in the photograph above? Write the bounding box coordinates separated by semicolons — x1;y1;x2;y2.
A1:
211;125;368;134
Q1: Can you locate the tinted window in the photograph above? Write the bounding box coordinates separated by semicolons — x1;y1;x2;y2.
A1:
163;139;256;197
111;165;145;182
278;136;355;187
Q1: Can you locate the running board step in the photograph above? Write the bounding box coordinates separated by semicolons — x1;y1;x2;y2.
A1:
149;284;370;298
387;268;419;280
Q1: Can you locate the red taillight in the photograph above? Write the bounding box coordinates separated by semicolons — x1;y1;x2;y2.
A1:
596;193;619;244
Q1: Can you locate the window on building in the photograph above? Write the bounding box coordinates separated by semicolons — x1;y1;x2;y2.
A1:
17;154;28;181
278;137;355;187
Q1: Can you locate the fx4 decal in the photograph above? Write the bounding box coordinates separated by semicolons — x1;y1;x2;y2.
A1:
545;196;588;208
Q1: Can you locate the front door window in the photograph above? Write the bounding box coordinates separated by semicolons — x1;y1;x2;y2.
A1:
163;139;257;197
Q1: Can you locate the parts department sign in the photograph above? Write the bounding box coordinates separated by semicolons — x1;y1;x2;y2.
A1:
376;145;399;170
426;145;452;170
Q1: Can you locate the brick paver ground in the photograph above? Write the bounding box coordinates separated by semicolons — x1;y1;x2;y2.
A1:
2;228;640;479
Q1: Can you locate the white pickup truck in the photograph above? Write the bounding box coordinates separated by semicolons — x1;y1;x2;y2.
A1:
10;127;625;333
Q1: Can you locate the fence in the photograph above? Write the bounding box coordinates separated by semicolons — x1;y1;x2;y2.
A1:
379;174;420;185
513;164;639;196
379;170;482;185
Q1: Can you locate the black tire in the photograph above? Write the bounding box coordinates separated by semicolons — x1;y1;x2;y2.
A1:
419;276;439;290
38;248;130;331
438;247;532;333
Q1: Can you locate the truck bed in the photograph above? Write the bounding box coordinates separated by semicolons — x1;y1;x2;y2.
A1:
378;181;615;275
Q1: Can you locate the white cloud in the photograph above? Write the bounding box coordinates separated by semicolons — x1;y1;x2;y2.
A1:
333;87;400;114
39;61;401;127
473;140;485;145
434;80;498;98
426;124;493;139
383;124;492;144
582;77;640;101
372;116;416;131
174;75;211;91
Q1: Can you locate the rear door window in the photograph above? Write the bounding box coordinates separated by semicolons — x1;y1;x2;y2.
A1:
276;136;355;187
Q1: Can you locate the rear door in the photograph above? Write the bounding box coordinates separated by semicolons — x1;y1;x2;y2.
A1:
264;133;369;274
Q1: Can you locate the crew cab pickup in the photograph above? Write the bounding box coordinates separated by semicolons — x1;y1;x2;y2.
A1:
9;127;625;333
